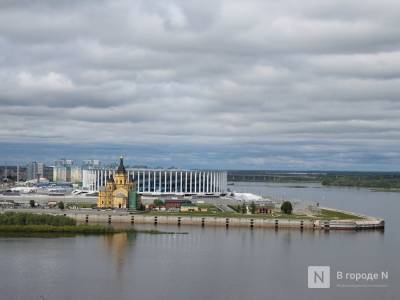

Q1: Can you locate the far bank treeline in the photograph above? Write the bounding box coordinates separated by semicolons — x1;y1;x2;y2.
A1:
227;171;400;189
320;174;400;189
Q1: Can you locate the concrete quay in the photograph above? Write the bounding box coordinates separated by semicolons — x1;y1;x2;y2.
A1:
1;208;384;231
73;213;384;230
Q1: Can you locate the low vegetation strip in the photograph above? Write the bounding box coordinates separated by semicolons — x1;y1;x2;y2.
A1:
0;212;76;226
0;224;185;235
0;212;184;235
0;224;121;234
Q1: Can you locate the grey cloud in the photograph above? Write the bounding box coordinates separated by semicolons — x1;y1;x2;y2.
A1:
1;0;400;170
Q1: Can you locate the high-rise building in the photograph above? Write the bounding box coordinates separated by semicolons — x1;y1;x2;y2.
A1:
26;161;44;181
52;159;83;183
53;166;67;182
43;166;54;181
0;165;27;181
55;159;74;167
71;166;82;183
82;159;101;168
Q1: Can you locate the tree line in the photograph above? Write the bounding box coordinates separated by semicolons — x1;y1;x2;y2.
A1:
321;175;400;189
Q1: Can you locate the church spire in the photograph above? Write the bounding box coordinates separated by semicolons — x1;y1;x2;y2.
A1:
117;155;126;173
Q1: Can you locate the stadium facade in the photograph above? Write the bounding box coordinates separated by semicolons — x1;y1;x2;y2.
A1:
83;168;227;195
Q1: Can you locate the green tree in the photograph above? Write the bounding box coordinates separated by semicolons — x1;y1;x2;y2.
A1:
29;200;35;208
250;201;256;214
241;202;247;214
281;201;293;214
58;201;65;210
153;199;164;207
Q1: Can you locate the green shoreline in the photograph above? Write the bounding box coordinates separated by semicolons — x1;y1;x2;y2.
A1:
0;212;185;235
0;224;185;235
0;224;122;234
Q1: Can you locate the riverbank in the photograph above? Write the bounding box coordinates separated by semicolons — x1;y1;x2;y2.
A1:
227;171;400;190
2;208;383;231
0;225;184;236
0;212;184;235
0;224;122;234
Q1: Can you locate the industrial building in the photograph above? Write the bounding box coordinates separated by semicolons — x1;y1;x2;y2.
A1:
26;161;44;181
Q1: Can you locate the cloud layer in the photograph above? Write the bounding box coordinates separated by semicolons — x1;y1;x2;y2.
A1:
1;0;400;170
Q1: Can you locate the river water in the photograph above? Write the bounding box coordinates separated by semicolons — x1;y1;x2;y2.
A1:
0;182;399;300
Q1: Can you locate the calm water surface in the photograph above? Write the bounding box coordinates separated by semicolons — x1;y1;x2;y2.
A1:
0;183;399;300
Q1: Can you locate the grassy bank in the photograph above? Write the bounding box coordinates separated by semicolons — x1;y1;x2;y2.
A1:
0;224;184;235
316;209;364;220
0;224;121;234
0;212;76;226
0;212;184;235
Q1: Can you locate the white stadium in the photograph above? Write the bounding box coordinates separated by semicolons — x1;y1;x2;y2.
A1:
83;169;227;195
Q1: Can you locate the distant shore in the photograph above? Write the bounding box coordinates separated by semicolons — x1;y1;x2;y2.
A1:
227;171;400;190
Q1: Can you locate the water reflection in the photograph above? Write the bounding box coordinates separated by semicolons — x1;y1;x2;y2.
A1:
102;232;135;274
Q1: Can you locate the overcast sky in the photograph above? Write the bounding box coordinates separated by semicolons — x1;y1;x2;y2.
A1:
1;0;400;170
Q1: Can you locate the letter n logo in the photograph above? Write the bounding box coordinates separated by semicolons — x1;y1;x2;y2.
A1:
308;266;330;288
